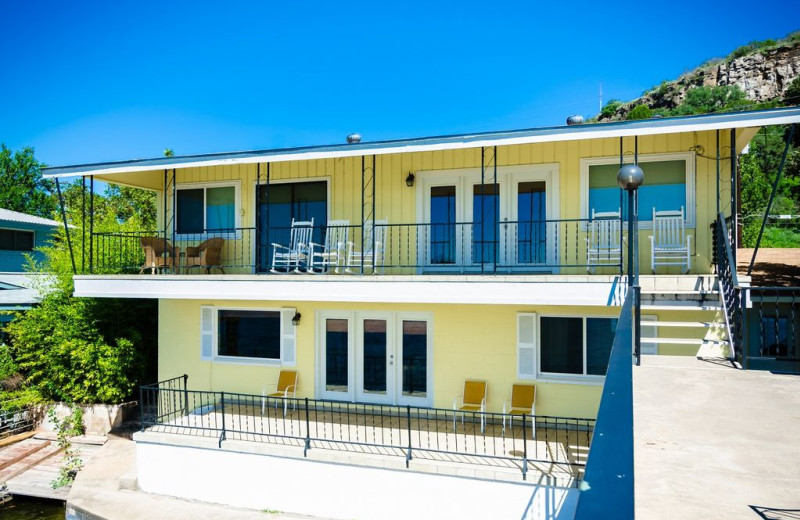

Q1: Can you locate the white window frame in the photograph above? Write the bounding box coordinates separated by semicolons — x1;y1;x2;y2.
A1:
176;180;241;238
579;151;696;229
202;305;296;367
536;314;618;385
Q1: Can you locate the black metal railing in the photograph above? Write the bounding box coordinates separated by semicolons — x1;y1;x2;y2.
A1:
0;397;40;440
91;228;257;274
91;216;625;276
741;287;800;373
575;288;634;519
140;377;594;482
714;214;742;363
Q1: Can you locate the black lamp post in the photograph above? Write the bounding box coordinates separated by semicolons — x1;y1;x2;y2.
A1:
617;163;644;365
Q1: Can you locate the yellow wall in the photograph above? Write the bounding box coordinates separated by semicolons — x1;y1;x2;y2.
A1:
159;299;628;419
139;129;745;276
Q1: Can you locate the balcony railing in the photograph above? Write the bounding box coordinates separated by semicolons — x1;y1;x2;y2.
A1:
88;217;625;276
140;375;594;482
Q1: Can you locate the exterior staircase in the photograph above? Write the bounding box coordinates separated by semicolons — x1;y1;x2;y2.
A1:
637;275;731;359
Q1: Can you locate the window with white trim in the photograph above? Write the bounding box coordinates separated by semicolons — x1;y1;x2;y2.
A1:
538;316;617;378
177;183;239;234
200;306;296;365
581;153;695;228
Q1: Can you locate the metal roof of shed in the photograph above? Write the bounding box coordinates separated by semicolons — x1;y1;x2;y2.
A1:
0;208;63;227
43;107;800;178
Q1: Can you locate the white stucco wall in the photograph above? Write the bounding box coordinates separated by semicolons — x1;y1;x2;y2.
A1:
136;441;578;520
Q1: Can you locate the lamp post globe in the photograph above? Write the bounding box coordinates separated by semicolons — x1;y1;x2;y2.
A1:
617;164;644;191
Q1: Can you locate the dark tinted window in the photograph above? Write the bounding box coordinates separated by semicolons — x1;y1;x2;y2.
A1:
218;310;281;360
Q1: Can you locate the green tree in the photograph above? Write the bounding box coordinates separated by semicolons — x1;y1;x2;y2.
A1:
0;144;57;218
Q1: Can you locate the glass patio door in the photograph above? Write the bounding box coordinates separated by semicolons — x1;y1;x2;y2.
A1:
355;315;393;404
318;312;432;406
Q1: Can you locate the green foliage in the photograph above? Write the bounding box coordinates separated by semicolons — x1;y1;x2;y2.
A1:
48;406;84;489
0;343;17;382
670;85;748;116
785;76;800;105
599;100;622;119
626;104;653;120
6;279;149;403
0;144;57;218
728;39;777;62
164;148;175;157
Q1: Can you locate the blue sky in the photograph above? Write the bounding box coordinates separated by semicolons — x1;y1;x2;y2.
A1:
1;1;798;167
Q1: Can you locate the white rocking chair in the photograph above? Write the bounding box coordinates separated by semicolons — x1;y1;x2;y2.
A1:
586;208;622;273
271;218;314;273
309;220;350;274
650;207;692;273
346;219;387;274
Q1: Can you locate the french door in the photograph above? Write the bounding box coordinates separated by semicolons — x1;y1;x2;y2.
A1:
317;311;432;407
420;165;558;271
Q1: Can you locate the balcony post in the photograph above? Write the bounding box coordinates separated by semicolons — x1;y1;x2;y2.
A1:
81;175;86;273
55;178;76;274
89;175;94;273
617;161;644;365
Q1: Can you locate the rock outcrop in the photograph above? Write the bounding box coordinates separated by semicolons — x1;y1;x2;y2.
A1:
598;40;800;121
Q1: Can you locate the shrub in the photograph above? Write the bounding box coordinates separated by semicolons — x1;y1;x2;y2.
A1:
627;104;653;120
599;100;623;119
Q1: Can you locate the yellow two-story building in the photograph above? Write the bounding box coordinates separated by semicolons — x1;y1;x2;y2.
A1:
43;107;800;519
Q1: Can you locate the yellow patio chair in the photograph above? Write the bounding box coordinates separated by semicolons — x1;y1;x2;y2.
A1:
261;370;298;416
503;384;536;439
452;380;487;433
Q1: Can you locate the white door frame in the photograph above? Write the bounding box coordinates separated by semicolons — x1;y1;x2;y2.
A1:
316;311;433;407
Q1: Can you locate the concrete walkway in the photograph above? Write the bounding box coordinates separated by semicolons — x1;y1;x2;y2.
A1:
67;432;330;520
634;356;800;519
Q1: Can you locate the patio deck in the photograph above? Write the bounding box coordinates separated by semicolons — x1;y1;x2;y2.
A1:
140;385;593;486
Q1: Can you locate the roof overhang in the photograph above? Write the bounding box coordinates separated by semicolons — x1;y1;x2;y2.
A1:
43;107;800;179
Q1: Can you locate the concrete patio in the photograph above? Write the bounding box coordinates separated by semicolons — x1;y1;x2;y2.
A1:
634;355;800;519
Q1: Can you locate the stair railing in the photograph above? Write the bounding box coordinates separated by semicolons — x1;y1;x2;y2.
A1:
714;213;743;364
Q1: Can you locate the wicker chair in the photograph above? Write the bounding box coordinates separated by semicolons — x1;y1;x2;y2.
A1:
185;238;225;274
139;237;180;274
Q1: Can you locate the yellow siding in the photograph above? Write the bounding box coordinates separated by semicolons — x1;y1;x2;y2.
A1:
141;129;742;276
160;299;709;420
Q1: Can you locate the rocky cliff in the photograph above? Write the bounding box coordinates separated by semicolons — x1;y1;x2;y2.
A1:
598;39;800;121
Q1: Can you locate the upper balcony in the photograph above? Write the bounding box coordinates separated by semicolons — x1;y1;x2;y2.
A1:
44;108;800;292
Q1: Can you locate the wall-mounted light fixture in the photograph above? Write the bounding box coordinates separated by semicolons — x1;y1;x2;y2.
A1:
292;311;302;326
405;172;415;187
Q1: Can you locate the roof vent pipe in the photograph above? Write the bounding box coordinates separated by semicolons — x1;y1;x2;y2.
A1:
346;133;362;144
566;115;585;125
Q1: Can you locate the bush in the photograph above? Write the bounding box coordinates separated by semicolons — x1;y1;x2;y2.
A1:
627;104;653;120
6;278;150;404
600;100;622;119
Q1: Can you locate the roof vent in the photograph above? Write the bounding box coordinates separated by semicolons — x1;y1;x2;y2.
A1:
346;133;362;144
566;115;585;125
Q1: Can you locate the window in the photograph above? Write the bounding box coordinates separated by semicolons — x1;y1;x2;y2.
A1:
0;229;34;251
177;184;238;234
538;316;617;378
581;153;695;227
200;307;296;365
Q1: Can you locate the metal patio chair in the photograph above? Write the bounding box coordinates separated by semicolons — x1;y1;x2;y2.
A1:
586;208;622;273
453;379;487;433
502;383;536;439
309;220;350;274
261;370;299;417
650;206;692;273
271;218;314;273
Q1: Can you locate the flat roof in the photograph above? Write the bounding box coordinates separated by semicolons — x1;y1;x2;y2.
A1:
43;107;800;178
